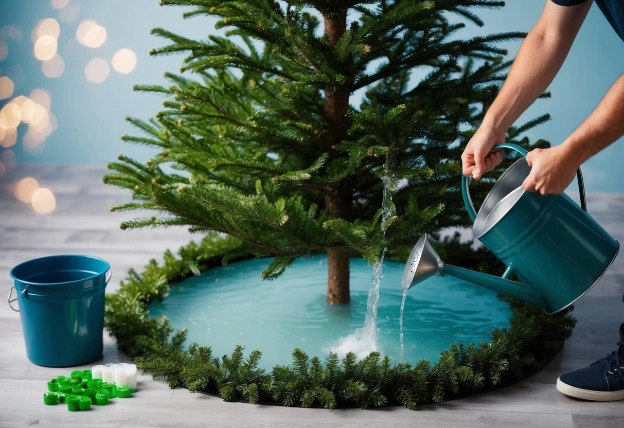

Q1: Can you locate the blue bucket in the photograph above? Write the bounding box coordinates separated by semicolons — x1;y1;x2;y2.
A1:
8;255;111;367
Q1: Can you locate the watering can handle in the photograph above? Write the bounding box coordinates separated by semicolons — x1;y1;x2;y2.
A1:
462;143;587;221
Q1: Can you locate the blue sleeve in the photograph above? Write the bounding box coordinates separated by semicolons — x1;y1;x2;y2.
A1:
550;0;590;5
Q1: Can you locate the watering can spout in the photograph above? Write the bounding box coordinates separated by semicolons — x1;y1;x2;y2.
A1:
402;234;549;310
402;234;442;292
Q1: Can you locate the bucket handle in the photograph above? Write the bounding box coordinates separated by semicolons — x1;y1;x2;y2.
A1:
462;143;588;222
7;270;112;312
7;287;25;312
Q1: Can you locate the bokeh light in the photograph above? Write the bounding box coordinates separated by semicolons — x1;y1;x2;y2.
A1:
34;35;58;61
0;90;56;154
17;97;36;122
0;76;14;99
76;20;107;48
85;58;110;83
14;177;40;203
30;89;51;110
0;127;17;149
58;4;80;23
31;188;57;214
32;18;60;43
41;54;65;78
51;0;70;9
112;48;137;74
23;129;47;154
0;101;21;129
0;161;6;178
0;40;8;61
0;25;23;42
26;103;48;128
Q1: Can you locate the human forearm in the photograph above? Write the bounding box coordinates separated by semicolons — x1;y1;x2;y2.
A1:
560;74;624;165
482;1;592;134
461;1;593;181
522;75;624;195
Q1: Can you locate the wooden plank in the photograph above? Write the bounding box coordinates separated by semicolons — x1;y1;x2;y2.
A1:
0;378;575;428
572;414;624;428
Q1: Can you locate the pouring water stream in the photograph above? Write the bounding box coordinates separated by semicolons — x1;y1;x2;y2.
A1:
329;166;394;358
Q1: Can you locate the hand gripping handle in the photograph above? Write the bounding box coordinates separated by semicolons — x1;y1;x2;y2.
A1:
461;143;587;222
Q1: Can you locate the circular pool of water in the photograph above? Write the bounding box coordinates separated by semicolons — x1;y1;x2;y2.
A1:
148;255;512;370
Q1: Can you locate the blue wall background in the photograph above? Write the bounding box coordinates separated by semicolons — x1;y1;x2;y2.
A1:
1;0;623;192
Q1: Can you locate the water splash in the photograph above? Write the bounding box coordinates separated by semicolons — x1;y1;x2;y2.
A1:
329;166;394;359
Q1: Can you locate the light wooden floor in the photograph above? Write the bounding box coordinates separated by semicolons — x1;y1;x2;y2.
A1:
2;164;624;428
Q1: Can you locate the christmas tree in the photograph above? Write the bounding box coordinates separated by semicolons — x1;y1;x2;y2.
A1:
104;0;548;304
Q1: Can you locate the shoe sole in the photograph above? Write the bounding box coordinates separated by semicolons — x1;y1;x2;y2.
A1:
556;377;624;401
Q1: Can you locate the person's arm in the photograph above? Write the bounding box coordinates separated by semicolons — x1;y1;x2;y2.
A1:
461;0;592;180
523;74;624;194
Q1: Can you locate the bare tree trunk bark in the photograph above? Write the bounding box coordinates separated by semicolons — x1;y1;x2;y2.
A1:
323;8;352;305
326;247;351;304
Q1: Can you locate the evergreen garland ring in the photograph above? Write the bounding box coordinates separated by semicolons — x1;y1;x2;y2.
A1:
104;233;576;410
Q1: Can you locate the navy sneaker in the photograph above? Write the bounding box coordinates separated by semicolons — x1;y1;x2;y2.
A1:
556;323;624;401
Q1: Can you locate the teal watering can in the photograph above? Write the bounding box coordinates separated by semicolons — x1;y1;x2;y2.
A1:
402;143;619;314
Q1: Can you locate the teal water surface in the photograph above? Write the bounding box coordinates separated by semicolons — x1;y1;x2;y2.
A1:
148;255;512;370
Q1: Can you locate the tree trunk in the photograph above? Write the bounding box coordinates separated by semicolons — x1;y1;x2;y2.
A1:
326;247;351;304
323;8;352;305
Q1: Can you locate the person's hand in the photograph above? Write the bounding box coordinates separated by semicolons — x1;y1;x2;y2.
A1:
522;146;579;195
461;127;506;180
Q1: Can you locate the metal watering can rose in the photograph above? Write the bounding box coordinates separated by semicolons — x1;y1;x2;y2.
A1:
403;143;619;314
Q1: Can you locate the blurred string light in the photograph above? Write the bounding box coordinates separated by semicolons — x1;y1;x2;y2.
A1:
41;54;65;78
14;176;39;202
0;1;136;212
34;35;58;61
0;76;14;99
0;89;56;154
32;18;61;42
12;176;56;214
112;48;137;74
31;187;56;214
32;18;63;78
76;20;107;48
30;88;51;110
57;1;80;23
0;128;17;149
85;58;109;83
51;0;70;9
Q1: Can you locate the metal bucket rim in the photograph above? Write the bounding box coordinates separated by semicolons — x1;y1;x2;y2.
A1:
10;254;110;288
